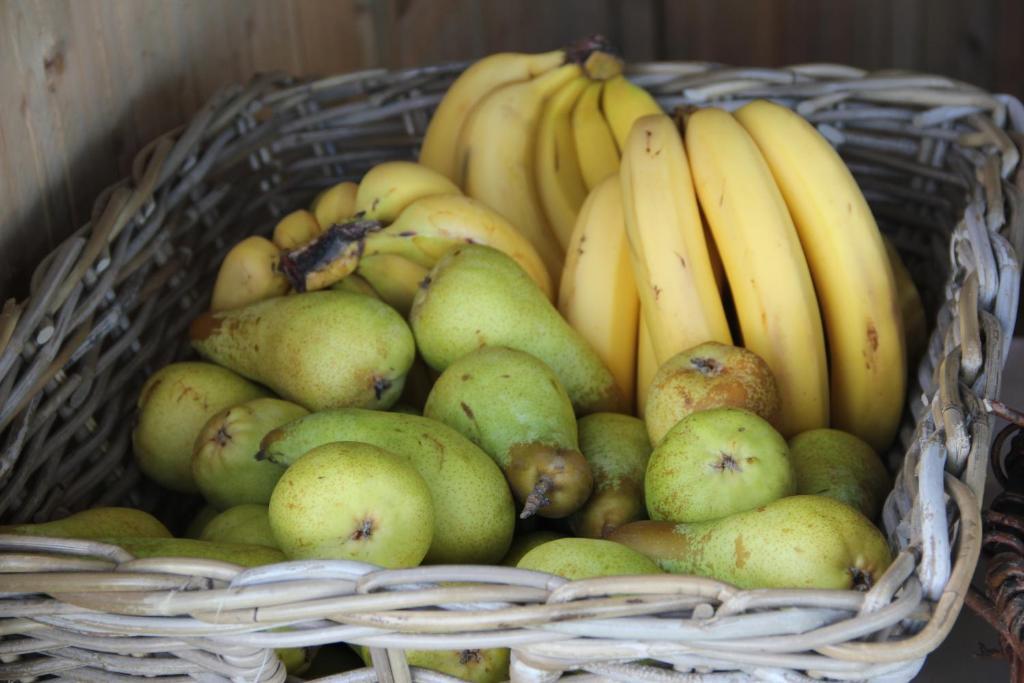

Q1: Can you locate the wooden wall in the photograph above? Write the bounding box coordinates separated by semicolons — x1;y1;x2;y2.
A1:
2;0;1022;299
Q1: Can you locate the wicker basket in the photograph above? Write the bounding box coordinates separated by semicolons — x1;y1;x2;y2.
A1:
0;61;1021;683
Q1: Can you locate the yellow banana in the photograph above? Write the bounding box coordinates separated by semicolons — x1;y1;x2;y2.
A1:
210;237;290;312
572;81;621;191
362;194;553;300
883;236;926;365
536;76;590;250
420;50;565;181
356;254;430;316
685;107;829;436
736;100;905;451
636;315;656;417
602;75;664;150
457;63;582;283
355;161;461;223
273;209;322;250
558;175;639;403
311;181;358;229
619;114;732;366
332;273;381;300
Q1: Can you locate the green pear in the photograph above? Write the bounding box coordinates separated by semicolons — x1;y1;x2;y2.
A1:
134;362;266;493
410;245;624;414
645;408;795;523
200;504;278;549
259;409;514;565
609;495;893;590
424;347;592;519
269;442;434;567
501;531;567;567
570;413;651;538
332;272;381;299
97;537;285;566
516;538;661;579
0;507;171;539
276;645;312;676
789;429;891;520
355;645;509;683
184;504;219;538
192;398;309;509
645;342;781;445
189;291;415;411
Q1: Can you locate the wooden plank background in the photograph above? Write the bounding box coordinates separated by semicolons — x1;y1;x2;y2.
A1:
2;0;1022;299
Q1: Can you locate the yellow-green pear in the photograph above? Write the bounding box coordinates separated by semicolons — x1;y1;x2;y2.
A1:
184;504;219;538
789;429;891;520
134;362;267;493
189;291;415;411
517;538;661;579
269;442;434;567
200;504;278;549
570;413;651;538
501;531;567;567
424;347;592;519
0;507;170;539
192;398;308;509
98;537;285;566
260;409;514;565
645;408;795;523
610;495;893;590
355;645;509;683
410;245;624;414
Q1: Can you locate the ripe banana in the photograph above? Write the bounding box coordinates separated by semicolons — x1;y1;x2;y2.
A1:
457;63;582;283
619;114;732;366
361;194;553;300
883;236;926;365
558;175;639;403
211;236;289;311
311;181;358;229
636;314;656;417
273;209;322;250
355;161;461;223
535;76;590;250
602;75;663;149
572;81;621;191
684;107;829;436
420;49;565;181
356;253;430;316
736;99;905;451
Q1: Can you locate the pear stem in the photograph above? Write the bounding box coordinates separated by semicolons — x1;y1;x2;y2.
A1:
520;476;554;519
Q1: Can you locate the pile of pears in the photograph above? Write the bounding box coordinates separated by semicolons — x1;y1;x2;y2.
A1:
6;173;896;682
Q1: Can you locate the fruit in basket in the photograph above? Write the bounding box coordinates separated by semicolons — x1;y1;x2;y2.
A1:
516;537;661;579
312;180;359;229
134;362;267;494
362;193;553;300
789;429;891;520
685;107;828;437
570;413;651;538
354;161;461;223
735;100;905;452
260;409;515;564
620;114;732;367
645;408;794;523
410;245;624;414
272;209;323;250
209;236;291;312
98;537;285;566
601;74;664;149
610;495;892;590
636;316;656;416
559;176;639;403
423;347;593;519
883;236;927;365
572;81;621;190
644;342;781;447
501;530;567;566
192;397;309;509
200;504;278;549
354;645;510;683
355;253;429;315
190;290;415;411
268;441;434;567
276;646;313;676
535;74;590;248
332;272;380;299
184;504;219;538
277;219;382;292
0;507;171;539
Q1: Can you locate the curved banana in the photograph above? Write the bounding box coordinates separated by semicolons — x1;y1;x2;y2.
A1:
572;81;621;191
883;236;926;366
636;315;656;417
362;194;553;300
602;75;663;149
736;99;905;451
558;176;639;403
311;181;358;229
355;161;461;223
211;237;290;312
273;209;322;250
619;114;732;366
356;254;430;316
457;63;582;283
536;76;590;250
419;50;565;181
685;107;829;436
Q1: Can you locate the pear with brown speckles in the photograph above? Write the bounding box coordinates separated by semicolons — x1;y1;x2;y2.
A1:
610;495;892;590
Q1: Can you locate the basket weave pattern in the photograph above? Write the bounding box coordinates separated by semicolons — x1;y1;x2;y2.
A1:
0;62;1021;682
